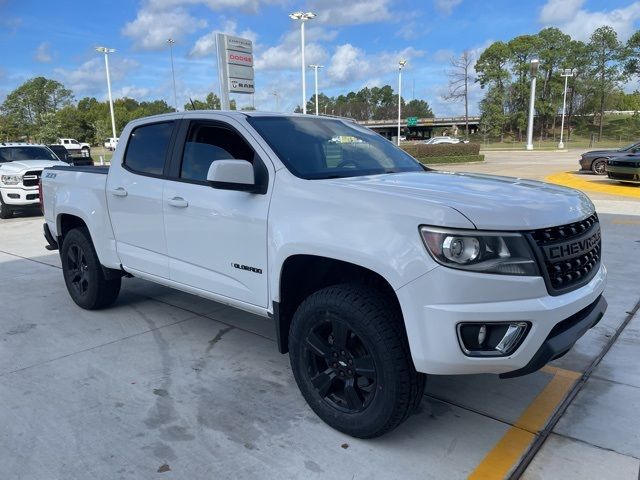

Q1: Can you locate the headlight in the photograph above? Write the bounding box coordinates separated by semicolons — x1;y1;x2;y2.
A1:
0;175;22;185
420;227;539;276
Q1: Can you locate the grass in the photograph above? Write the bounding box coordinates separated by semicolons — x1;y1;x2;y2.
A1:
418;155;485;165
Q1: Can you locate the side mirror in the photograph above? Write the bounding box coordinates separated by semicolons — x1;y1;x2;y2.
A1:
207;159;257;192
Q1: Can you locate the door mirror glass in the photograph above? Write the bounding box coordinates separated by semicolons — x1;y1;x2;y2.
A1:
207;160;256;192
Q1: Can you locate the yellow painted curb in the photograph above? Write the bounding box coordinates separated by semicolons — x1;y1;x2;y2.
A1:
468;366;581;480
545;171;640;199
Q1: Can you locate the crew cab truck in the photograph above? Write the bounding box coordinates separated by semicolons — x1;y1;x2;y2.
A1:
55;138;91;156
41;112;607;438
0;143;66;218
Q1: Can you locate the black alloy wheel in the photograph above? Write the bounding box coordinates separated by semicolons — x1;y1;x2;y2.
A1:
67;243;90;298
304;314;377;413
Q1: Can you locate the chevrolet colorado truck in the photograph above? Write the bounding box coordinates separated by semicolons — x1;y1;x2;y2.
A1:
0;143;66;218
41;112;607;438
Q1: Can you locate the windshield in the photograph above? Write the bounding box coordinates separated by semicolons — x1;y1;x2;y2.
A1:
0;146;59;163
247;116;423;180
620;142;640;152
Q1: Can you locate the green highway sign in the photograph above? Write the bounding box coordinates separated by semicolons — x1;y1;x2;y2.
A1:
406;117;418;127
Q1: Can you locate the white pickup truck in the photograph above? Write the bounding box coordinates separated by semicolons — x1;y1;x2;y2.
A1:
56;138;91;156
0;143;66;218
41;111;607;438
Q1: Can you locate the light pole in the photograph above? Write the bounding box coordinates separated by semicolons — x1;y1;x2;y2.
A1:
397;59;407;146
308;64;323;115
525;57;539;151
289;11;316;114
96;46;117;140
272;91;280;111
167;38;178;112
558;68;574;149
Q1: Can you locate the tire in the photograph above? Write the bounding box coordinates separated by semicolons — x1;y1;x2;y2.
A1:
0;198;12;219
61;227;121;310
289;283;425;438
591;158;607;175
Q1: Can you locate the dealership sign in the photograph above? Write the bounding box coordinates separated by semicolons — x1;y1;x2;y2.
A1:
216;33;255;107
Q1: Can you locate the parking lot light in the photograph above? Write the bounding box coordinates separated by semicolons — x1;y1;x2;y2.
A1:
308;64;323;116
397;59;407;146
289;11;316;114
167;38;178;112
558;68;574;149
95;46;117;140
526;58;539;151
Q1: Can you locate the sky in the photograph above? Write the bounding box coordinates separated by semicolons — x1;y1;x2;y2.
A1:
1;0;640;116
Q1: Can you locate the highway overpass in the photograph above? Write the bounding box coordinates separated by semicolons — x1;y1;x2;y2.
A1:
359;116;481;139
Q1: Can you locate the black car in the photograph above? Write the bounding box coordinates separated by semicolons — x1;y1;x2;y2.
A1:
579;141;640;175
47;145;93;166
606;155;640;184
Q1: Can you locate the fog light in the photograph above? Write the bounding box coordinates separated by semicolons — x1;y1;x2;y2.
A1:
457;322;529;357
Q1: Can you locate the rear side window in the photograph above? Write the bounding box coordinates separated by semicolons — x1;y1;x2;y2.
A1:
124;122;174;176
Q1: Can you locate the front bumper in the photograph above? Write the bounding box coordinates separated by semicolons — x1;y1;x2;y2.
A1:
0;187;40;206
606;164;640;183
579;157;592;171
396;263;607;376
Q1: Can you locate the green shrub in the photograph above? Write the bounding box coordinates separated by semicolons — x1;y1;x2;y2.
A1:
417;155;485;165
401;143;481;158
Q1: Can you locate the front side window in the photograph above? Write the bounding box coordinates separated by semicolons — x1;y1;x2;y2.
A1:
180;123;254;182
124;122;174;175
247;116;422;179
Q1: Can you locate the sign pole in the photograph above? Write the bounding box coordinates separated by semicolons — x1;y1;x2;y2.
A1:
216;33;230;110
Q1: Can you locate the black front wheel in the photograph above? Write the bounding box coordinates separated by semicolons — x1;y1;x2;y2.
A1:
0;199;12;219
289;284;425;438
592;158;607;175
61;227;121;310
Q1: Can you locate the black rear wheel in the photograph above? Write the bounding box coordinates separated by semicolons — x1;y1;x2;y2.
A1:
289;284;425;438
61;227;121;310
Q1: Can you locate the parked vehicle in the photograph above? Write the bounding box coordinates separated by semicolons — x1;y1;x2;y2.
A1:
41;112;607;438
579;141;640;175
104;137;119;151
424;136;462;145
606;156;640;184
48;144;93;166
0;143;66;219
55;138;91;156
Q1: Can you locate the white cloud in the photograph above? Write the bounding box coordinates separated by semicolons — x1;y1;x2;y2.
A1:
254;26;336;71
539;0;585;23
327;44;425;85
34;42;52;63
309;0;393;25
434;0;463;16
540;1;640;41
190;20;258;58
122;6;207;50
54;57;140;97
112;86;151;99
142;0;284;14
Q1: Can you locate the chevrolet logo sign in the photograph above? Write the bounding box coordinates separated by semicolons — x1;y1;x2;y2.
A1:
543;226;601;261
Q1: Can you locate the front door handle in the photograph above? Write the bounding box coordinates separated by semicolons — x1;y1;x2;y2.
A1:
167;196;189;208
109;187;128;197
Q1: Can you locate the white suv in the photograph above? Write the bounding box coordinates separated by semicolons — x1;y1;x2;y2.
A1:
0;143;66;219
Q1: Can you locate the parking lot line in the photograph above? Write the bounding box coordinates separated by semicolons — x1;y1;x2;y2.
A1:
469;366;581;480
545;172;640;199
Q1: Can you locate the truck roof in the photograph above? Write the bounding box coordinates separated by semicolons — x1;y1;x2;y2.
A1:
134;110;354;122
0;142;47;148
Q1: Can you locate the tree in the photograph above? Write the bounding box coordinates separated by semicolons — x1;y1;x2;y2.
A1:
445;50;474;135
0;77;73;141
404;99;434;118
589;26;625;140
475;42;510;140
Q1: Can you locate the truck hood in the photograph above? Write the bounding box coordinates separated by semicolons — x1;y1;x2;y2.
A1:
329;171;594;230
0;159;66;172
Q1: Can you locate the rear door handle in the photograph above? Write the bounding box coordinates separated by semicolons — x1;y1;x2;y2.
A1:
109;187;128;197
167;196;189;208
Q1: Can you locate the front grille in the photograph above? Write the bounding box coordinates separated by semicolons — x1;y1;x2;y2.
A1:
528;214;601;295
22;170;42;187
